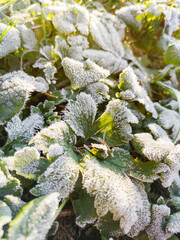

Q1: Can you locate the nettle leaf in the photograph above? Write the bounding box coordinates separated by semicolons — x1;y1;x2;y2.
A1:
0;23;21;59
0;71;48;124
132;133;174;162
12;147;40;179
146;204;173;240
96;99;138;146
82;156;151;237
52;4;89;35
155;103;180;143
30;153;79;199
8;193;59;240
4;195;26;218
0;201;12;238
55;35;88;61
62;57;110;90
166;212;180;234
85;82;110;105
5;114;44;147
0;162;22;199
116;5;144;31
16;24;38;50
31;120;76;155
164;39;180;65
64;93;97;138
73;189;97;228
83;13;127;74
119;66;158;118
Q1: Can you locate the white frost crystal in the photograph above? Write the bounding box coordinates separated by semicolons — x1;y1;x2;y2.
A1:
65;93;97;138
30;153;79;199
82;157;150;235
146;204;172;240
0;23;21;58
5;114;44;143
53;4;89;35
119;67;158;118
62;57;110;90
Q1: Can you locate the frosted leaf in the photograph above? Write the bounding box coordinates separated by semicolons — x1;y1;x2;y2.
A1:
62;57;110;90
46;143;64;159
27;3;41;15
5;114;44;145
16;24;38;50
13;147;40;179
164;39;180;65
0;169;9;188
31;120;76;154
8;193;59;240
90;14;125;57
97;99;138;146
0;201;12;238
146;204;172;240
82;157;150;235
85;82;109;105
33;58;57;81
148;123;169;139
67;35;89;49
160;145;180;188
4;195;26;218
0;23;21;59
30;153;79;199
155;103;180;144
64;93;97;138
133;133;174;162
116;5;145;31
0;167;22;199
83;49;128;74
0;71;48;123
119;67;158;118
52;4;89;35
166;212;180;234
164;7;180;36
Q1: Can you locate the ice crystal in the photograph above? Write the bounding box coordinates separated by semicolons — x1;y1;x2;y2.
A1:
82;157;150;235
65;93;97;138
5;114;44;144
119;67;158;118
30;153;79;199
0;23;21;59
146;204;172;240
62;57;110;90
52;4;89;35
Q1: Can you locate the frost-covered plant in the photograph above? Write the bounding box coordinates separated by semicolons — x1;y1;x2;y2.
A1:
0;0;180;239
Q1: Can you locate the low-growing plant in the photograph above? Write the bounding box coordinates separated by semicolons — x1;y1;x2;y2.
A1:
0;0;180;239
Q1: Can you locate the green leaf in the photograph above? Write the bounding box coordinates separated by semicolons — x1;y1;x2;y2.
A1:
164;40;180;65
4;195;25;219
166;212;180;234
96;99;138;146
73;189;97;228
65;92;97;138
8;193;59;240
0;201;12;238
